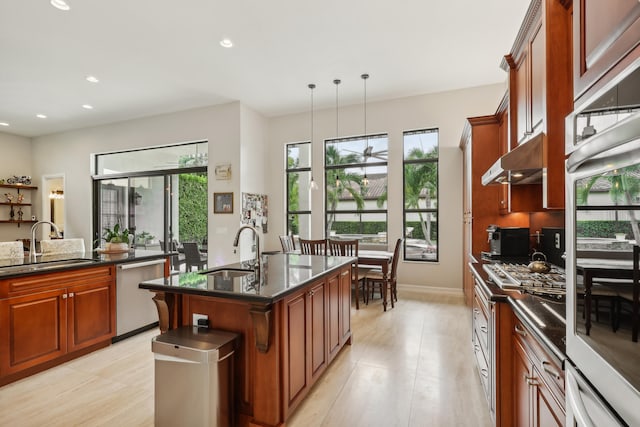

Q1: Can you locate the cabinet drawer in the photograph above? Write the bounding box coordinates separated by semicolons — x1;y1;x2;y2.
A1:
473;293;489;356
1;266;114;298
473;330;490;399
513;317;565;398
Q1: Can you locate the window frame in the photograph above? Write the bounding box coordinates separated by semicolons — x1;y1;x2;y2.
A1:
403;128;439;262
285;141;312;238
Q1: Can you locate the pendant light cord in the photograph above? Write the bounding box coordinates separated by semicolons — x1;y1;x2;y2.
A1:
334;79;341;188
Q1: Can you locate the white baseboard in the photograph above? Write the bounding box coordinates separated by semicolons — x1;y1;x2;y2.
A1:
397;283;464;296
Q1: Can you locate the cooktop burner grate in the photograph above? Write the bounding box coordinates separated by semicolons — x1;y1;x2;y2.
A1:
483;262;566;299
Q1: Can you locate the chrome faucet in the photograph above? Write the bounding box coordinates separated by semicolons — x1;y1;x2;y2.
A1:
30;220;62;259
233;225;260;274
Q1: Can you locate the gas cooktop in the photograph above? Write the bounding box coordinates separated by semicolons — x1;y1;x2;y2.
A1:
483;262;566;299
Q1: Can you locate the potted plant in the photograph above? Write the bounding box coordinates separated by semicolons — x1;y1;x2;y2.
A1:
101;223;130;252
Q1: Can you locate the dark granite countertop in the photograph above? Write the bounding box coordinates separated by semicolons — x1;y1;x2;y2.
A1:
139;253;355;304
470;253;566;365
0;249;171;278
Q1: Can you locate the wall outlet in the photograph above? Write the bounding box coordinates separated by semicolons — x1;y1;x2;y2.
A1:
554;233;561;249
193;313;208;327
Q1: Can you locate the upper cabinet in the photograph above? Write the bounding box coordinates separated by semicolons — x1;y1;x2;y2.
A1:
502;0;572;209
573;0;640;104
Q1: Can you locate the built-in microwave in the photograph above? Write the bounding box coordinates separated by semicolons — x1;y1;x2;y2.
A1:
565;57;640;426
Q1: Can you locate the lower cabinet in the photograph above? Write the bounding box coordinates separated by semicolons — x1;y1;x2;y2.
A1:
283;265;352;416
0;266;116;382
511;313;565;427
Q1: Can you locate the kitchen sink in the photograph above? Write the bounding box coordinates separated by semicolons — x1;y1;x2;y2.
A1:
0;259;98;276
205;269;253;279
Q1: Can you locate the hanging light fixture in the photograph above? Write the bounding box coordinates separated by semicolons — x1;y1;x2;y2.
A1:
361;73;370;188
334;78;342;188
308;83;319;191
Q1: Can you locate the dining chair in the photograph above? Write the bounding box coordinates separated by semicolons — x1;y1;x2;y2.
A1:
279;235;296;253
182;242;207;271
299;238;326;255
327;239;368;309
366;238;402;308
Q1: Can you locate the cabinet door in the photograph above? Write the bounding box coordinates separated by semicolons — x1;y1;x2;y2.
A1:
513;340;533;427
530;22;545;135
533;365;565;427
339;267;351;344
67;279;115;352
515;52;529;144
327;273;340;361
284;291;308;406
0;289;67;376
308;280;326;382
574;0;640;99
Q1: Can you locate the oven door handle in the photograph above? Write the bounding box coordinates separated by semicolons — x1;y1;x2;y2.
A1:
566;367;595;427
567;110;640;173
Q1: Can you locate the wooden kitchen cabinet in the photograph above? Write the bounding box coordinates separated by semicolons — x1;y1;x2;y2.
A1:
283;278;327;414
0;265;116;383
328;266;352;362
573;0;640;103
511;312;565;427
503;0;572;209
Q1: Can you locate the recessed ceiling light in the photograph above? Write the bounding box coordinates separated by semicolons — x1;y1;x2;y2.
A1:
36;114;47;119
86;75;99;83
220;38;233;48
82;104;94;110
50;0;70;11
0;122;9;127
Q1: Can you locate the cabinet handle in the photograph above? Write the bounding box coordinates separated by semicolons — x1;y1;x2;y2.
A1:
480;368;489;378
542;361;561;381
480;325;488;334
62;293;67;299
341;271;349;277
524;375;539;386
514;324;528;337
69;292;74;298
474;345;481;353
473;308;480;314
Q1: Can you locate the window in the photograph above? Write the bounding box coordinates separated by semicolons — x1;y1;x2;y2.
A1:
92;142;207;264
403;129;438;261
286;142;312;238
325;134;388;247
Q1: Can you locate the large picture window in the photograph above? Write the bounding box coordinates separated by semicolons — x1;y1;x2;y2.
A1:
403;129;438;261
286;142;312;238
325;134;388;247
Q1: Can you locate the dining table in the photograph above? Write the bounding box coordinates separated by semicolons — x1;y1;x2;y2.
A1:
357;250;394;311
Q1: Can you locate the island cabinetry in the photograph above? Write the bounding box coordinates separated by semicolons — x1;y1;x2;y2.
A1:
503;0;572;209
0;265;116;383
283;278;327;415
573;0;640;103
511;312;565;427
327;267;352;362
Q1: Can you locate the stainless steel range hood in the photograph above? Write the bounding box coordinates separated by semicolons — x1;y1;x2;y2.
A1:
481;132;546;186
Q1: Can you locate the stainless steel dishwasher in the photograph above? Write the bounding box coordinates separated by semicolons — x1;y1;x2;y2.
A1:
115;258;166;340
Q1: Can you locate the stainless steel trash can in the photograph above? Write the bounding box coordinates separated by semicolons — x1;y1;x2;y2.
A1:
152;326;238;427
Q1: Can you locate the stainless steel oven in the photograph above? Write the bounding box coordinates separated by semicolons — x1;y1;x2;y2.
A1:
565;59;640;426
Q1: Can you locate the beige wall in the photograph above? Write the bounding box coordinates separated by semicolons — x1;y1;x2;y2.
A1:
267;83;506;291
0;132;33;242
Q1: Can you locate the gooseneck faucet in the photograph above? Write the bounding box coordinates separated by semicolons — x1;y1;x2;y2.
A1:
30;220;62;259
233;225;261;274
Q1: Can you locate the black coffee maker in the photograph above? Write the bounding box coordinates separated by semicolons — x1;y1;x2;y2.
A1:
486;225;530;257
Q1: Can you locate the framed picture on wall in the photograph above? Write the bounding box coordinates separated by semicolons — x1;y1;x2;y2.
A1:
214;192;233;213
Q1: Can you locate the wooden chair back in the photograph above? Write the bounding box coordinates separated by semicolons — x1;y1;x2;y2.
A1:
299;238;326;255
327;239;359;257
389;238;403;281
279;235;296;253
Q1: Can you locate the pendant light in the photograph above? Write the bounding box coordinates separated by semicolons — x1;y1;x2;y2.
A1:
308;83;319;191
361;73;370;188
334;78;342;188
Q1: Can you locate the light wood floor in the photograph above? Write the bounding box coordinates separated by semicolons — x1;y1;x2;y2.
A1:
0;290;491;427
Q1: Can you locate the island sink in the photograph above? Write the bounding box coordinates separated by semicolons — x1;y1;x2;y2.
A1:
206;268;253;279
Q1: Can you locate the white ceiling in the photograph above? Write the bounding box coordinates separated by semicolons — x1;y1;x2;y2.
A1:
0;0;530;138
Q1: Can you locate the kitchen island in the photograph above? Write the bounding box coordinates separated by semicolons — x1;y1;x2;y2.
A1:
0;249;170;386
139;253;355;427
